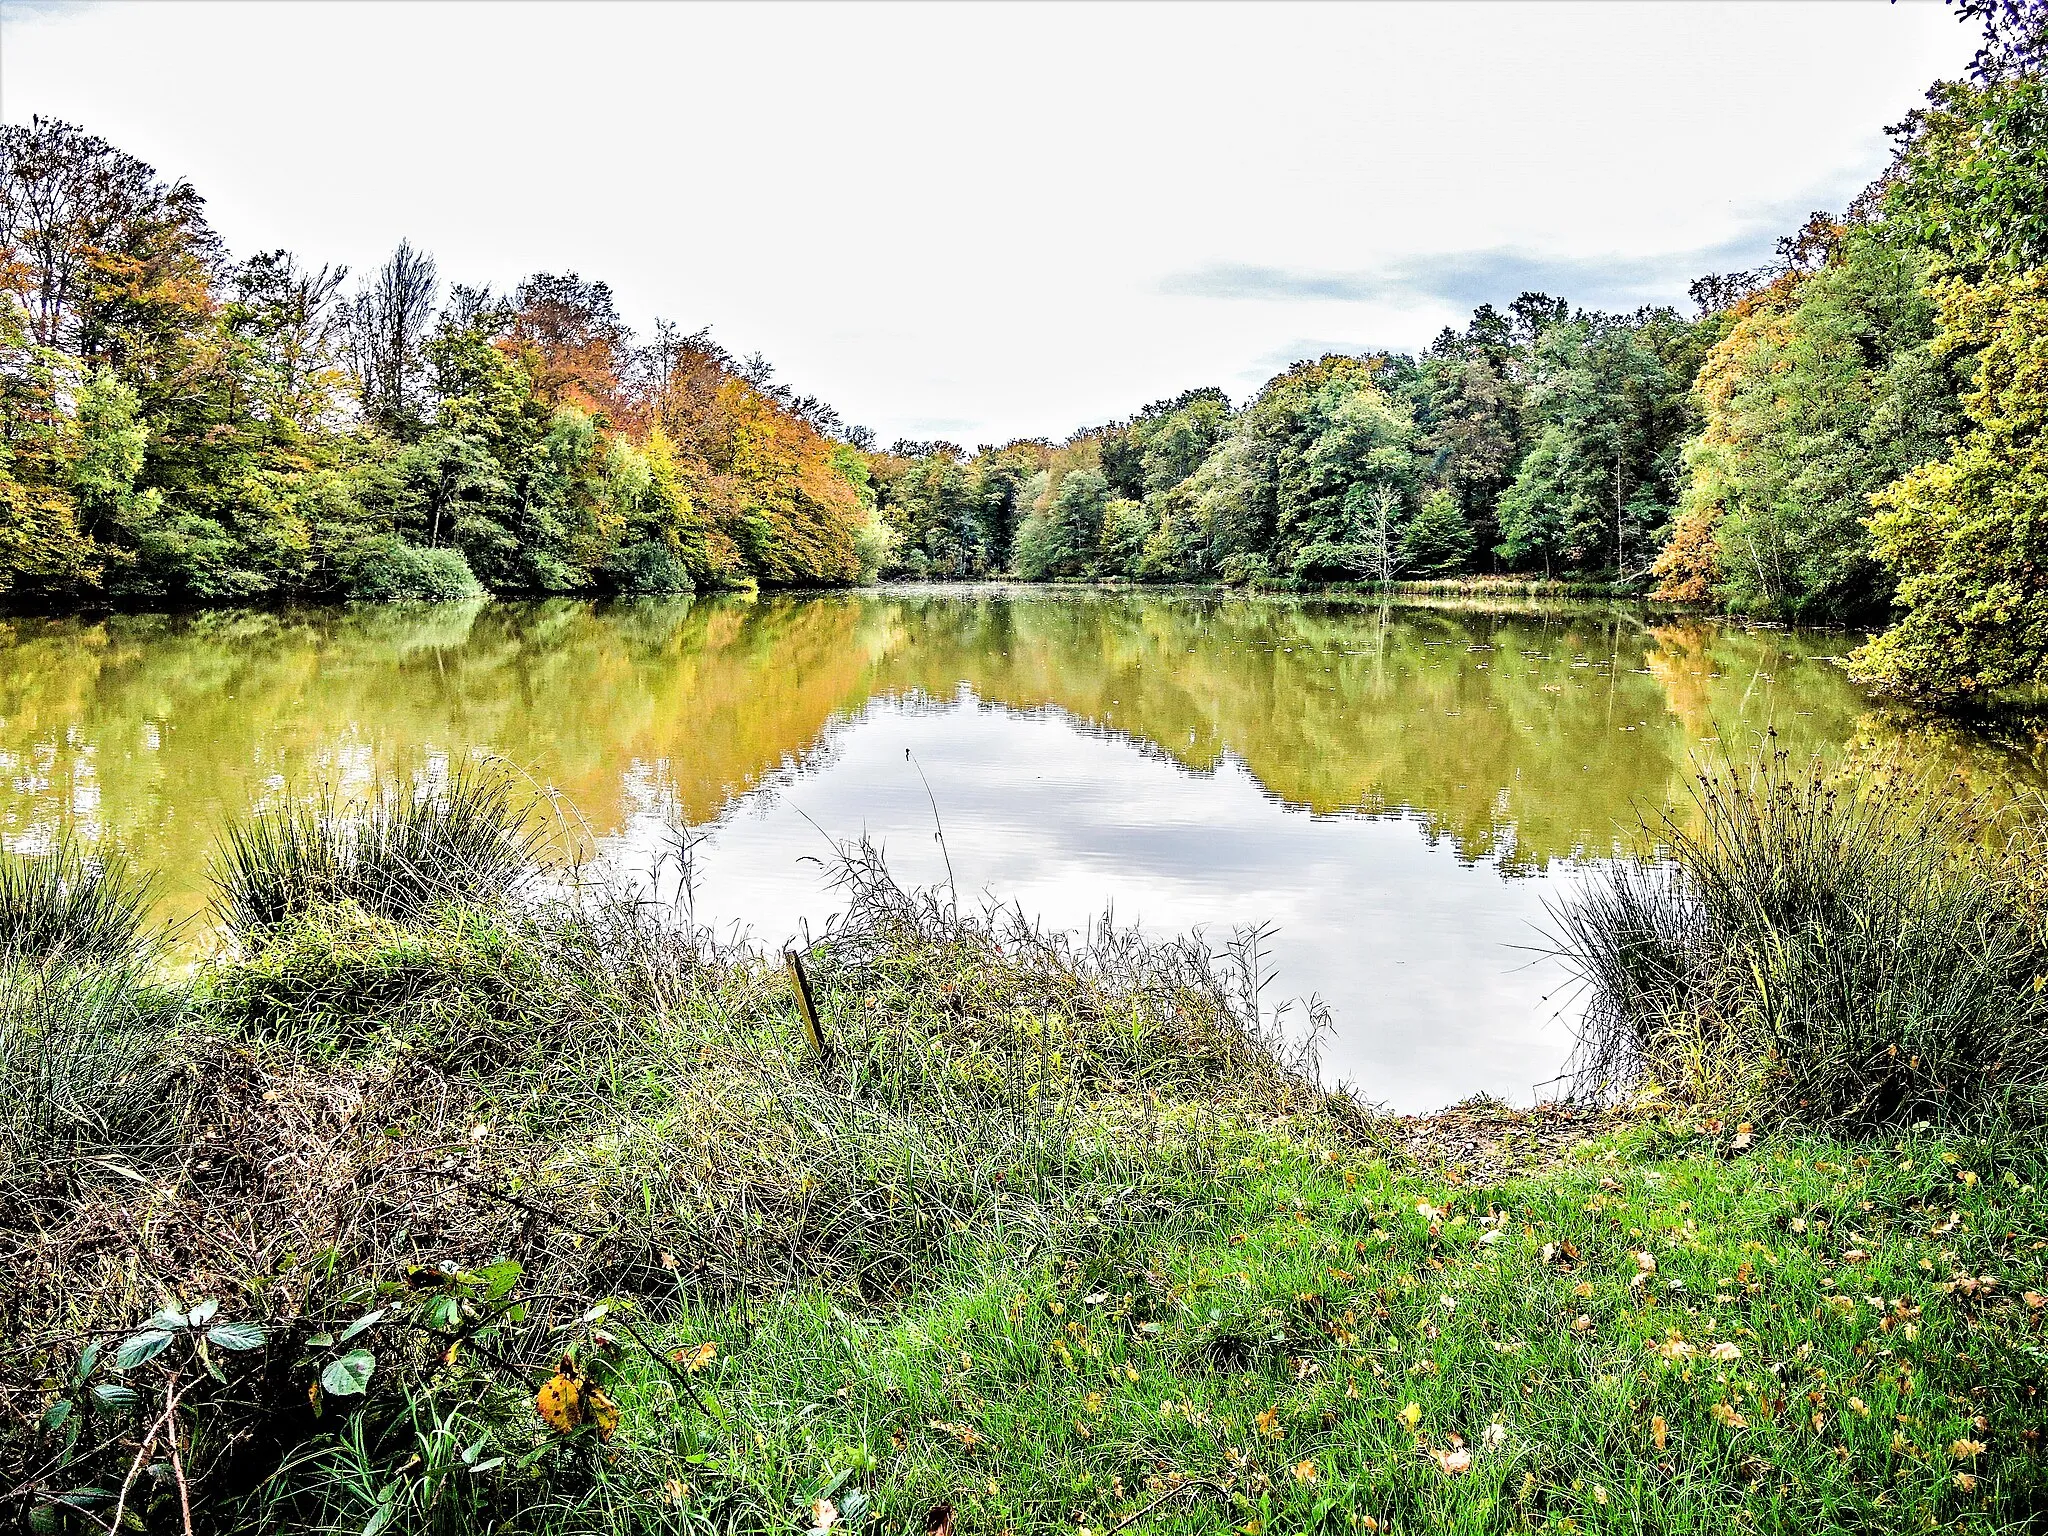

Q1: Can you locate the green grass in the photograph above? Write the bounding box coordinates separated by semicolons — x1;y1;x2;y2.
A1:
272;1119;2048;1536
209;768;549;943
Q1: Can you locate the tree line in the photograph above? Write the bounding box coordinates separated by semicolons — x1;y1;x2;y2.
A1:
0;135;886;609
0;1;2042;702
864;3;2046;705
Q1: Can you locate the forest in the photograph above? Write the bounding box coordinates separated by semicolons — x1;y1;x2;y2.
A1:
1;0;2043;703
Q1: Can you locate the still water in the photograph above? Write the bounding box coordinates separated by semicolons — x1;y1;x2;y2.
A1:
3;587;2036;1108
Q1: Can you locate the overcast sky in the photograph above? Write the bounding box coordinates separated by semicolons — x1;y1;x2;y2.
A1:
1;1;1979;446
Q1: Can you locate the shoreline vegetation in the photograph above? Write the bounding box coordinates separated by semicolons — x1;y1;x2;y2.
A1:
4;2;2047;705
2;764;2045;1534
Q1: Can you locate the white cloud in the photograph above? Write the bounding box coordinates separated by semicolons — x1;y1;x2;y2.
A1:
1;0;1976;444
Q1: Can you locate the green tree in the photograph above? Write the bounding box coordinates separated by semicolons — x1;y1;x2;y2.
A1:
1657;230;1960;620
1495;309;1697;577
1013;468;1107;578
1850;268;2048;702
1401;488;1476;576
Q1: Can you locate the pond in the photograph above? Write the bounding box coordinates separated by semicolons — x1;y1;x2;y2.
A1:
3;587;2038;1109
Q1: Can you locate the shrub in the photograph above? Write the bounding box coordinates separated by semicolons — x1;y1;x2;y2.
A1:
1216;551;1272;587
1554;749;2048;1130
339;535;486;603
599;538;693;595
0;835;155;965
210;770;548;943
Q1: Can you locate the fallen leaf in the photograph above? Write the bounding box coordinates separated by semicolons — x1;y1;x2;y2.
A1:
811;1499;839;1533
586;1386;620;1441
1292;1459;1318;1484
536;1370;583;1434
1651;1415;1667;1450
1429;1446;1473;1475
1710;1402;1748;1430
1399;1402;1422;1432
1710;1342;1742;1362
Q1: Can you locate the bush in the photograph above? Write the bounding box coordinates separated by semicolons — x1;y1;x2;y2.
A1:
338;535;486;603
0;835;155;965
1553;749;2048;1130
210;770;548;943
599;538;693;595
1216;551;1272;587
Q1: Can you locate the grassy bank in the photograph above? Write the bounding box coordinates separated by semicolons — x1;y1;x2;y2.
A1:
2;777;2045;1533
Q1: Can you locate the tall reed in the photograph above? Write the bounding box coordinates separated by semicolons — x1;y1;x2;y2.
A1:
0;835;155;965
210;769;549;941
1554;750;2048;1129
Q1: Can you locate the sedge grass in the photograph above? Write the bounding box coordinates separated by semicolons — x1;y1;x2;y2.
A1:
0;835;156;965
209;768;549;943
1554;749;2048;1131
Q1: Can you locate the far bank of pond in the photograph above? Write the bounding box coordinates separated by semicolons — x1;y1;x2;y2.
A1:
2;586;2041;1107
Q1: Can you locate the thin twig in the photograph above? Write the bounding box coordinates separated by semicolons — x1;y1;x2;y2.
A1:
1109;1477;1231;1530
109;1373;182;1536
167;1399;194;1536
615;1313;720;1420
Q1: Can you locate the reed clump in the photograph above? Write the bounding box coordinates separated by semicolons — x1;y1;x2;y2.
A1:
1555;748;2048;1130
209;769;549;943
0;836;156;966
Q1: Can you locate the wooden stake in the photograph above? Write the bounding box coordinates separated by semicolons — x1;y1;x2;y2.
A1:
785;947;829;1061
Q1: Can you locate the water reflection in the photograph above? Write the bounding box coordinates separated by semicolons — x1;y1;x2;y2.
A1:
3;589;2041;1106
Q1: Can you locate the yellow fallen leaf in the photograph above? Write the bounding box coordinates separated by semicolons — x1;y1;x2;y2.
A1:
1256;1407;1282;1438
1710;1402;1748;1429
536;1370;583;1434
586;1386;620;1441
1292;1459;1318;1484
1399;1402;1422;1432
1951;1439;1987;1460
1651;1415;1667;1450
